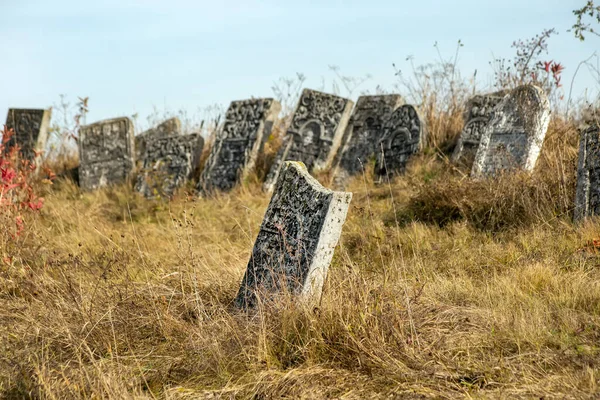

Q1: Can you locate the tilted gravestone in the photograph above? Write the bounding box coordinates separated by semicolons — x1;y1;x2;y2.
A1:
374;104;425;179
4;108;52;163
135;117;181;162
198;98;280;193
575;119;600;221
78;117;135;191
135;133;204;198
332;95;403;186
263;89;353;192
452;91;506;168
471;85;550;178
235;161;352;309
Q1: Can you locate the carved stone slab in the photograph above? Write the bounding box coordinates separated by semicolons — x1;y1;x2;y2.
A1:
575;106;600;221
198;98;280;193
135;133;204;198
374;104;425;179
4;108;51;162
575;121;600;221
235;161;352;309
135;117;181;162
471;85;550;178
263;89;353;192
452;91;506;168
333;95;403;185
78;117;135;191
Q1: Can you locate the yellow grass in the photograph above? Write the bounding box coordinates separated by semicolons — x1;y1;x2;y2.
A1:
1;115;600;399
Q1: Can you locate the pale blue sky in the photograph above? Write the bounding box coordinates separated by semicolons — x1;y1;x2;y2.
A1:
1;0;598;130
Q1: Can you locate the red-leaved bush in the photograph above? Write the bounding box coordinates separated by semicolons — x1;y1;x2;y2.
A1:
1;125;46;238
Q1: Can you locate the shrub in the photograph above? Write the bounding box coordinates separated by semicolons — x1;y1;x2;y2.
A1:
0;126;48;242
397;117;579;231
402;171;571;231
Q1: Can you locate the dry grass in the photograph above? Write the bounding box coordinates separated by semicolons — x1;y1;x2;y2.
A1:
1;112;600;399
399;117;580;232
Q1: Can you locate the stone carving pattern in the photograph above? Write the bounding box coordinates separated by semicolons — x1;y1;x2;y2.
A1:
263;90;352;191
286;90;349;170
471;85;550;178
575;122;600;221
135;117;181;162
236;161;351;309
4;108;50;161
374;105;424;178
135;133;204;198
452;92;505;167
335;95;403;180
199;99;279;193
79;117;135;191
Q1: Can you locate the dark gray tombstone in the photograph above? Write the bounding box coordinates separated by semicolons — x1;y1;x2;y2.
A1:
263;89;353;192
471;85;550;178
236;161;352;309
452;91;506;168
135;117;181;162
575;120;600;221
198;98;280;193
135;133;204;198
374;104;425;179
4;108;51;163
333;95;403;186
78;117;135;191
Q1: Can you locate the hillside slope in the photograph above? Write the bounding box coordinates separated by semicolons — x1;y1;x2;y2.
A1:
1;116;600;399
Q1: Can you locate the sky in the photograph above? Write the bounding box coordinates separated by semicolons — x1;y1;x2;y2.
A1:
1;0;598;132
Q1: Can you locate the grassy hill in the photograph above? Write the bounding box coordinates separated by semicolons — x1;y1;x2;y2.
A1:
2;111;600;398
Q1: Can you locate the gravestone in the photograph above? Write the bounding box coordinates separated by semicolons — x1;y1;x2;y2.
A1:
263;89;353;192
374;104;425;179
135;117;181;161
198;98;280;193
235;161;352;309
452;91;506;168
135;133;204;198
471;85;550;178
78;117;135;191
4;108;52;163
575;120;600;221
333;95;403;186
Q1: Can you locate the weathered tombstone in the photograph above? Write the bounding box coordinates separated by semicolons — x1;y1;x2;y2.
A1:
452;91;506;168
198;98;280;193
235;161;352;309
263;89;353;192
4;108;52;163
135;117;181;161
332;95;403;186
471;85;550;178
135;133;204;198
575;116;600;221
374;104;425;179
78;117;135;191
